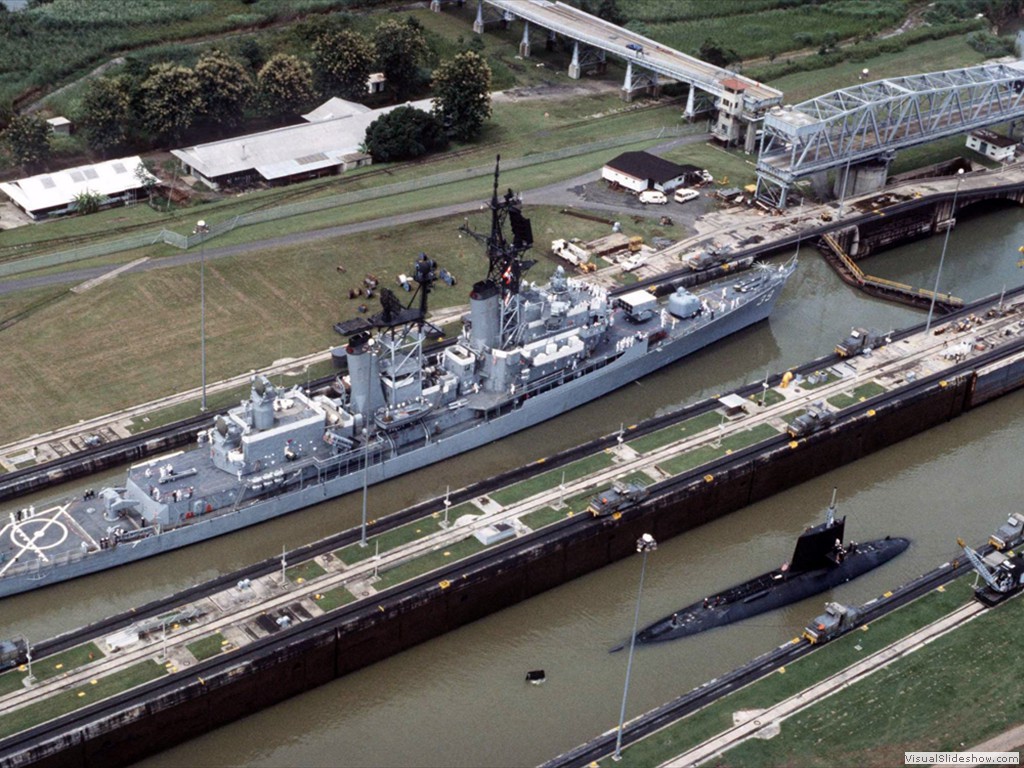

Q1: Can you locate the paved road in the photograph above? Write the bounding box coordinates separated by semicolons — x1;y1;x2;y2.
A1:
0;135;711;297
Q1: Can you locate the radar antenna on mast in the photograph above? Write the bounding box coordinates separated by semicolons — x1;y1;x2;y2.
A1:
459;155;535;296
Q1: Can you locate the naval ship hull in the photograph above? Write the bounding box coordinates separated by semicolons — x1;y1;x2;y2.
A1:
634;536;910;644
0;287;784;599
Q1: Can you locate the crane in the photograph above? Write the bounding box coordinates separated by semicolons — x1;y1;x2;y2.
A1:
957;537;1024;605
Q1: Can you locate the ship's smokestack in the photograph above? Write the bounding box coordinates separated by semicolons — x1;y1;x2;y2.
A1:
346;332;385;420
469;280;500;351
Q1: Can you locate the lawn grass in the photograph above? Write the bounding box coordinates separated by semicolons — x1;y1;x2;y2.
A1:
186;633;227;662
719;582;1020;766
374;537;486;590
521;506;571;530
828;381;887;410
285;560;327;585
663;143;759;190
0;660;165;740
312;586;356;612
720;423;780;451
628;410;722;454
0;642;107;695
764;35;987;105
333;509;479;567
658;444;722;477
752;388;785;407
612;578;975;767
488;452;616;507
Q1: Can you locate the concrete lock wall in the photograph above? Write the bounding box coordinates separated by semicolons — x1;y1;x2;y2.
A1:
8;367;988;768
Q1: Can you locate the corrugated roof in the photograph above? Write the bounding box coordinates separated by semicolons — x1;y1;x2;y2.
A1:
173;97;432;182
0;155;153;214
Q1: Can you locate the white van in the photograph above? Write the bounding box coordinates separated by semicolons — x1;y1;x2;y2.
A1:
638;189;667;205
673;188;699;204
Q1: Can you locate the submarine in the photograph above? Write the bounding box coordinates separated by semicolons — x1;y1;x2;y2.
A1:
627;491;909;646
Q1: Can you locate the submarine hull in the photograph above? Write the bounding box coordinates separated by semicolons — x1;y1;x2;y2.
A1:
636;536;910;643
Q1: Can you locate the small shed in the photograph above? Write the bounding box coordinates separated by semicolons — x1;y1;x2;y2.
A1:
966;129;1016;163
718;393;749;418
367;72;386;95
603;151;690;193
46;116;72;135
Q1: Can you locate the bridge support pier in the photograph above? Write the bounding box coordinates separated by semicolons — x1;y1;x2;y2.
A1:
519;21;531;58
547;30;557;52
569;41;581;79
743;120;759;154
685;87;695;118
622;61;635;102
430;0;440;11
473;0;484;34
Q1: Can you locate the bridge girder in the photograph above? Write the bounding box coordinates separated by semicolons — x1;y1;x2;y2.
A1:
757;62;1024;206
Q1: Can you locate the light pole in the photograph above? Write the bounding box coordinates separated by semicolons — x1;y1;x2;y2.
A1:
925;169;964;334
193;220;210;411
837;155;852;219
614;532;657;762
360;427;370;548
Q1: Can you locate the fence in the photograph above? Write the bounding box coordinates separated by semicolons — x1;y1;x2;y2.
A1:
0;125;701;280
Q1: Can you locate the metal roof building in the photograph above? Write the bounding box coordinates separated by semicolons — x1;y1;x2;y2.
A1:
0;155;154;220
602;151;694;193
170;98;431;189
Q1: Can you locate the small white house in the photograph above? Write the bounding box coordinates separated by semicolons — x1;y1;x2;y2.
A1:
602;151;691;193
368;72;386;95
966;129;1016;163
0;155;156;220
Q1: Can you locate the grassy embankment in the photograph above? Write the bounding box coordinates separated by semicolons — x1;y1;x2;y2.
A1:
607;576;1024;767
0;7;993;444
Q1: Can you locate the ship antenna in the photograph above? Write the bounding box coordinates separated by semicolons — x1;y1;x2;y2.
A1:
826;487;838;528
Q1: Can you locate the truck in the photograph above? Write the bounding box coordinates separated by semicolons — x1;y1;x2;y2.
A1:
787;402;834;438
835;327;888;358
802;602;860;644
588;481;648;517
990;512;1024;550
0;636;27;672
551;238;591;268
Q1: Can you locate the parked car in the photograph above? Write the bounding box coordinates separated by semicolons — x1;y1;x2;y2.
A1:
674;188;699;204
639;189;667;205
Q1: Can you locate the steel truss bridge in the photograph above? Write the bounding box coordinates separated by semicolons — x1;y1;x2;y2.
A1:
437;0;781;123
756;62;1024;207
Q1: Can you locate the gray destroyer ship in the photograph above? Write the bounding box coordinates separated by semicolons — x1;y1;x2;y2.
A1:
0;161;795;599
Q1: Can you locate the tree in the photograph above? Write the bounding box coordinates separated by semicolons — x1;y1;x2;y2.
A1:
584;0;627;26
195;50;254;131
134;161;159;203
431;51;492;143
257;54;315;119
77;76;132;154
364;105;447;162
139;63;203;143
373;18;429;101
698;39;739;68
3;113;50;172
72;189;104;215
311;29;373;101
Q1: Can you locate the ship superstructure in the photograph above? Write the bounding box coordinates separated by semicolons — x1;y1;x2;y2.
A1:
0;159;794;599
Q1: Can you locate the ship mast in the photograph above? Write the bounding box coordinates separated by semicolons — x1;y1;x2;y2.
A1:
460;155;535;348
